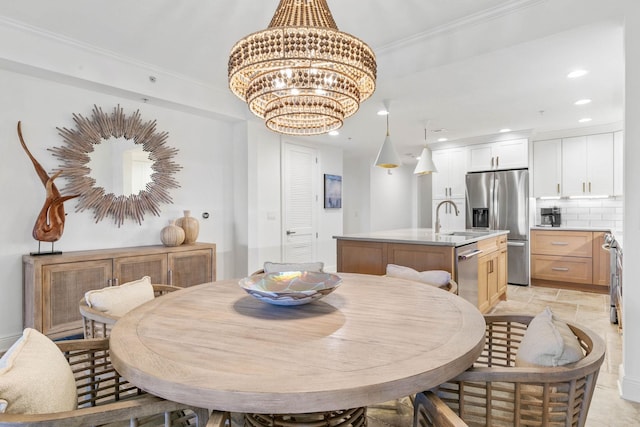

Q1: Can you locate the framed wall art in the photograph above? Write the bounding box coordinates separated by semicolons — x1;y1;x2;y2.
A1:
324;174;342;209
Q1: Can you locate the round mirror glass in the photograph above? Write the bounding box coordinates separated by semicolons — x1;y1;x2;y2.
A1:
88;137;153;196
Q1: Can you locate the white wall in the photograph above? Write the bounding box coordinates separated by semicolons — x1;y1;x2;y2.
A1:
343;156;417;234
343;155;371;234
620;0;640;402
369;164;415;232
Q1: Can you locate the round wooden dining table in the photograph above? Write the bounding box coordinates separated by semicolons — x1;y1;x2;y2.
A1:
109;273;486;414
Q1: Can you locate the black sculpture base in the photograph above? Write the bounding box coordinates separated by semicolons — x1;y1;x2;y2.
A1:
30;250;62;256
31;241;62;256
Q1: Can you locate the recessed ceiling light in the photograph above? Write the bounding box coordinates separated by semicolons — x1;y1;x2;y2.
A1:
567;69;588;79
437;137;448;142
499;128;511;133
578;117;592;123
328;130;339;136
377;109;389;116
574;99;592;105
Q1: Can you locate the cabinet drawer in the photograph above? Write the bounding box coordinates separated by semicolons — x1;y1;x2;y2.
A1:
531;254;592;284
531;230;592;257
478;236;499;254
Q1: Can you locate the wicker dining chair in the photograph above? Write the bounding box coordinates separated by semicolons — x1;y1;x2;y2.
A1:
414;314;606;427
0;336;227;427
80;284;181;338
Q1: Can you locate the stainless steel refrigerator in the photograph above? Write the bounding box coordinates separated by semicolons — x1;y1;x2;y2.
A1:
465;169;529;285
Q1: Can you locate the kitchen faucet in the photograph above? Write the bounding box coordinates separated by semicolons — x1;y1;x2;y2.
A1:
435;200;459;234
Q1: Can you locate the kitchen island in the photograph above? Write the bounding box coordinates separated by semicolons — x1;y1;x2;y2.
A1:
334;228;510;312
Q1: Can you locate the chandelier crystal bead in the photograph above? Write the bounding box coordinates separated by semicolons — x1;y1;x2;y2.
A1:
228;0;376;135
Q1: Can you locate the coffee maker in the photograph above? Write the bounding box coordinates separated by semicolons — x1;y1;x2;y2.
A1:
540;207;561;227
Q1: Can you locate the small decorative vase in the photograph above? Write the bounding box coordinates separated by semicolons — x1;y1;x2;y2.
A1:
160;220;185;247
176;210;199;244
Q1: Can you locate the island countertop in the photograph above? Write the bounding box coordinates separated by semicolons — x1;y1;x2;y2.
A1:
333;228;509;247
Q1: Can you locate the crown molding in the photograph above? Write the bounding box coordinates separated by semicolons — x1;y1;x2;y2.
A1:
376;0;546;54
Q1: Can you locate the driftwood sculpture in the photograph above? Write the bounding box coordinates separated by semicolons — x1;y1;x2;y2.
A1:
17;121;79;245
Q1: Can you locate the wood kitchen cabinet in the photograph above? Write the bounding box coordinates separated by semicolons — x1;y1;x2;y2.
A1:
531;230;609;290
477;235;508;313
336;233;507;313
467;138;528;172
336;240;455;276
23;243;216;339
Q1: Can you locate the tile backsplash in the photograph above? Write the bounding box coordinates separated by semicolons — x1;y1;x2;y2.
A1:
535;197;623;231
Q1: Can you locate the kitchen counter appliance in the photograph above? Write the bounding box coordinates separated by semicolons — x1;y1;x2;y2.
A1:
466;169;529;285
540;207;561;227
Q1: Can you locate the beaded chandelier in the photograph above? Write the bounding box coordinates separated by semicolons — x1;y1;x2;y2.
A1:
228;0;377;136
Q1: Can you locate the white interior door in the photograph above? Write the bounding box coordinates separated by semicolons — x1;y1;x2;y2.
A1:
282;143;318;263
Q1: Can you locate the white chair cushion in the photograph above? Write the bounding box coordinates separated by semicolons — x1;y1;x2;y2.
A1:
515;307;584;367
385;264;451;287
264;261;324;273
85;276;154;317
0;328;77;414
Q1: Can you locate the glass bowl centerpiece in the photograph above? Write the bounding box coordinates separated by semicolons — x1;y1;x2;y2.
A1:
239;271;342;306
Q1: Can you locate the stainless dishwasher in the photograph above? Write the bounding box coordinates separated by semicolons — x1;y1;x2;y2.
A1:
456;243;483;306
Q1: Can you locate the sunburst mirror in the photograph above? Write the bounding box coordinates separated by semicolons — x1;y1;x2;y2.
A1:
50;105;181;227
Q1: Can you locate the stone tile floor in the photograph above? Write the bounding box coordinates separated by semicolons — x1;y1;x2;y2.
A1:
365;284;640;427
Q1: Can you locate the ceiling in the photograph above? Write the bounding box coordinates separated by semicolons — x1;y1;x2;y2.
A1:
0;0;625;163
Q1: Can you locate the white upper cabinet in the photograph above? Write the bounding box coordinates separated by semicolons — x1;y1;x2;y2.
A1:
561;134;613;196
432;147;468;199
532;139;562;197
467;139;528;171
614;131;624;196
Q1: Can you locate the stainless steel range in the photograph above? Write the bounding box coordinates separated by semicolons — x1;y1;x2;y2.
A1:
603;233;622;326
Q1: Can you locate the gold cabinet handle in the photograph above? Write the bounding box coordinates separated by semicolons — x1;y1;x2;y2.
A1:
552;267;570;272
589;182;592;192
582;182;586;192
557;183;560;194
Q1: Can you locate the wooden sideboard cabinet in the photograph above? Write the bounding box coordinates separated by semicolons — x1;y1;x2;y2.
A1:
23;243;216;339
530;230;609;290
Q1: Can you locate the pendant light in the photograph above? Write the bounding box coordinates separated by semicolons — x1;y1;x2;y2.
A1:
374;102;401;168
414;124;438;175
